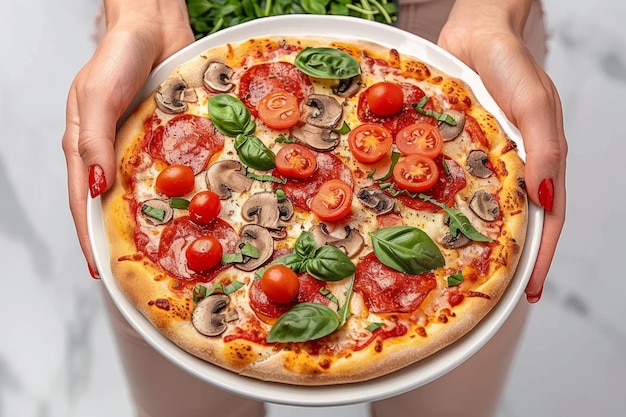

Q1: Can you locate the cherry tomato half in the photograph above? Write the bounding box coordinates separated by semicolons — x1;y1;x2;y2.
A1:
257;90;301;130
309;179;353;222
348;123;393;164
366;82;404;116
155;164;195;197
275;144;317;179
261;264;300;304
392;154;439;192
188;190;221;225
185;236;223;273
395;122;444;158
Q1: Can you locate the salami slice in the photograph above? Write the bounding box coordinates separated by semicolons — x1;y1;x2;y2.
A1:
238;62;314;116
354;252;437;313
147;114;225;174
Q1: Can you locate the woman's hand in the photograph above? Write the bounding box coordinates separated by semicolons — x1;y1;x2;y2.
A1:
439;0;567;303
61;0;194;278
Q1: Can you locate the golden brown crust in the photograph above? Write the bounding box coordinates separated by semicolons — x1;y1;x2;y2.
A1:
101;35;528;386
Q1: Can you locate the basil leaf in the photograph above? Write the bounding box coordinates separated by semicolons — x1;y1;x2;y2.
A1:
169;197;190;209
418;194;492;242
366;322;385;332
412;96;457;126
255;253;304;278
447;270;464;287
294;231;317;259
207;94;255;136
246;172;287;184
234;134;276;171
370;226;445;274
306;245;356;282
369;151;400;181
295;47;361;79
267;302;341;343
193;280;244;302
337;275;355;325
141;204;166;222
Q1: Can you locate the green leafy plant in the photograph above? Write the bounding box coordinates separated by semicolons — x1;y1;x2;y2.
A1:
186;0;399;39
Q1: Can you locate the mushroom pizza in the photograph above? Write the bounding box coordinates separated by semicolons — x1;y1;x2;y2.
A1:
101;35;528;385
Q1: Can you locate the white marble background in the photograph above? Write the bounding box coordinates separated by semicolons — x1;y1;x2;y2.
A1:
1;0;625;416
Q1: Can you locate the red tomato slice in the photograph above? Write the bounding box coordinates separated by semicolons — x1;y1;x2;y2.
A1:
261;264;300;304
366;82;404;116
395;122;444;158
393;154;439;192
309;179;353;222
257;90;301;130
348;123;393;164
155;164;195;197
275;144;317;179
185;236;223;273
188;190;221;225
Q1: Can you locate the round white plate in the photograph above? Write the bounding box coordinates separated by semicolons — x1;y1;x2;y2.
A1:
88;14;543;407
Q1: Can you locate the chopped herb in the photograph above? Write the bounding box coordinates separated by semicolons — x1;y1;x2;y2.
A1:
275;134;295;144
141;204;166;221
246;172;287;184
366;322;385;332
413;96;457;126
193;281;244;302
447;270;464;287
169;197;190;209
333;121;351;135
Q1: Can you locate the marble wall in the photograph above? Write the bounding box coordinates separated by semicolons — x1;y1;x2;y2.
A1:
0;0;624;416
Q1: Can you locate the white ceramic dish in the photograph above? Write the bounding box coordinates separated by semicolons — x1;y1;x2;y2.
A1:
88;14;543;407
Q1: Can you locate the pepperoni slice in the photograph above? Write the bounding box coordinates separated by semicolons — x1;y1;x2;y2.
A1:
357;82;436;136
156;217;237;281
147;114;225;174
394;155;467;211
354;252;436;313
273;152;354;210
238;62;314;116
249;273;331;318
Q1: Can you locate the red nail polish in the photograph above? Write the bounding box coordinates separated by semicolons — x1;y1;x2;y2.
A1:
88;262;100;279
89;165;106;198
538;178;554;212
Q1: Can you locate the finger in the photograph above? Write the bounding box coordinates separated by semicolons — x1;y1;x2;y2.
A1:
62;85;99;278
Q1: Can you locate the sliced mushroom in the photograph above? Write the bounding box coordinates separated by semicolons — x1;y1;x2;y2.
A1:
140;199;174;226
290;124;340;151
310;224;364;258
441;231;471;249
301;94;343;128
465;150;493;178
469;189;500;221
234;225;274;271
154;78;198;114
332;76;362;98
241;191;294;231
356;187;395;215
192;294;238;337
205;160;253;200
203;62;234;93
437;110;466;141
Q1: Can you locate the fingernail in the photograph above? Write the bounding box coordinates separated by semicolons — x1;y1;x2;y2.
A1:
89;165;106;198
538;178;554;212
526;285;543;303
88;262;100;280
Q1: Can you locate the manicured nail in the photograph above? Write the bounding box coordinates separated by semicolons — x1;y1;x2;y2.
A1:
89;165;106;198
88;262;100;279
526;285;543;303
538;178;554;212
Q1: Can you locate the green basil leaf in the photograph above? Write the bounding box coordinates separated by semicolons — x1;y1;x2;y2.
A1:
267;302;340;343
207;94;255;136
447;270;464;287
193;280;244;302
234;134;276;171
255;253;304;278
306;245;356;282
366;322;385;332
295;47;361;79
141;204;165;222
418;194;492;242
246;172;287;184
412;96;457;126
169;197;190;209
370;226;445;274
337;275;355;325
294;231;317;259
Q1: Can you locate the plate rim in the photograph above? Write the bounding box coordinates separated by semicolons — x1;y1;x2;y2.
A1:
92;14;542;406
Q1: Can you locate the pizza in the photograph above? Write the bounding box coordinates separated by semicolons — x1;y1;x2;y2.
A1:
101;34;527;385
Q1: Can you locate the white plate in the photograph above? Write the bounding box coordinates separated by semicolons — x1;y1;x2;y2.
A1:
88;14;543;407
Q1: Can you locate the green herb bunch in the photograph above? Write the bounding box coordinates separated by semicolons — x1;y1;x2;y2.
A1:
186;0;399;39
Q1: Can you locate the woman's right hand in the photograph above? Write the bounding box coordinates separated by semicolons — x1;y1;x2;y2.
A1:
61;0;194;278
